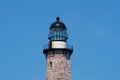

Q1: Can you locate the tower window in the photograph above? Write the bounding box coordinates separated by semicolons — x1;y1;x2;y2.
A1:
64;51;70;60
49;62;52;70
57;78;60;80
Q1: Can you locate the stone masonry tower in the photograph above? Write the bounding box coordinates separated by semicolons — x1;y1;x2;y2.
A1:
43;17;73;80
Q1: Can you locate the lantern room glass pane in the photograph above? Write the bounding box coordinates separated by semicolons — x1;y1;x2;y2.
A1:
49;28;68;41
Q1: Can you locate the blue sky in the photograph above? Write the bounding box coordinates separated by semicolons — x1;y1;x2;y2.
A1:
0;0;120;80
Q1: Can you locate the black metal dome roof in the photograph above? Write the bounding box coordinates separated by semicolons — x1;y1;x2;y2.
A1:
50;17;66;29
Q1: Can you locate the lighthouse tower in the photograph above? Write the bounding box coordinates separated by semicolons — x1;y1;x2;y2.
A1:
43;17;73;80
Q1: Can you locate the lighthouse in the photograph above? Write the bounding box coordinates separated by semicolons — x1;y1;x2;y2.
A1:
43;17;73;80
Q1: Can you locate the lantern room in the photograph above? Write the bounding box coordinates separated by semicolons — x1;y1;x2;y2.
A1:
48;17;68;42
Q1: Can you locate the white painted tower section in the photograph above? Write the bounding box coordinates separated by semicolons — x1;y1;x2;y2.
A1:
51;41;67;48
